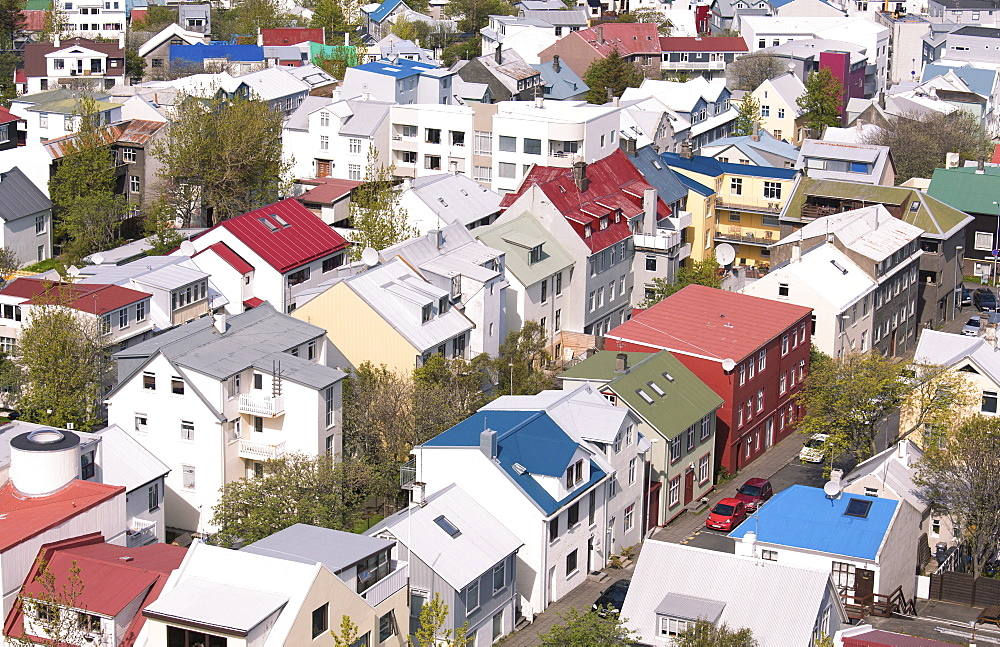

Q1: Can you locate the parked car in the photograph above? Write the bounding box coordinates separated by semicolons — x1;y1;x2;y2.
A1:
962;317;981;336
593;579;630;616
962;287;973;307
734;478;773;512
799;433;829;463
706;498;748;531
974;288;997;312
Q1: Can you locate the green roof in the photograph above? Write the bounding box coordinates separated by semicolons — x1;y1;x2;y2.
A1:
784;177;973;239
24;0;50;10
928;166;1000;216
477;213;575;287
559;352;652;381
26;98;119;115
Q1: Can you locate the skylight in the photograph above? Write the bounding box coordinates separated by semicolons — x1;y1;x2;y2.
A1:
648;381;666;397
636;388;654;404
844;498;872;518
662;372;674;382
271;213;291;228
259;217;279;232
434;515;461;537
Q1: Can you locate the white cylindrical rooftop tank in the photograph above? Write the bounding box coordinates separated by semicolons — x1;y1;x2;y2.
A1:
9;429;81;497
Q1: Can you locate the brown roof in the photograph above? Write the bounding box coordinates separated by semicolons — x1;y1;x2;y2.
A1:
43;119;164;158
22;38;125;78
20;10;46;31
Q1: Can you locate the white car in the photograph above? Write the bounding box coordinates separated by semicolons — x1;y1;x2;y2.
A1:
962;317;981;336
799;434;829;463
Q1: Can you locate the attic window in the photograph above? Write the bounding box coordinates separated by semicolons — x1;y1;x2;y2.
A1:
600;217;608;230
830;260;848;275
259;217;279;232
910;201;920;212
959;364;980;374
662;372;674;382
636;388;654;404
434;515;461;537
584;225;592;237
271;213;291;228
648;381;666;397
529;244;543;264
844;498;872;518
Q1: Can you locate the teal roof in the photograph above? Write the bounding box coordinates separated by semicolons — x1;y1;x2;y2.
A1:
559;351;652;382
477;213;574;287
928;166;1000;216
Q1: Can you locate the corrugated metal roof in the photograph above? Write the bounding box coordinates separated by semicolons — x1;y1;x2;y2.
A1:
477;213;574;288
928;165;1000;215
0;277;149;314
367;484;522;590
0;166;50;222
198;241;254;275
0;480;124;552
296;178;361;204
779;204;923;263
146;577;288;633
243;523;394;572
340;98;393;137
915;328;1000;387
94;424;170;491
843;629;958;647
750;244;876;312
659;36;748;52
260;27;325;45
404;173;503;228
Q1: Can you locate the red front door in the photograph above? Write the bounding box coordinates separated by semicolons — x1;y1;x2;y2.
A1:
647;481;661;530
684;469;694;506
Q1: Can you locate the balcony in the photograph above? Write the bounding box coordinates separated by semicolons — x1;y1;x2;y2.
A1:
634;230;682;252
238;439;286;461
238;392;284;418
677;242;692;262
715;198;783;214
362;561;408;608
126;519;156;548
666;210;693;231
661;60;727;71
715;226;776;247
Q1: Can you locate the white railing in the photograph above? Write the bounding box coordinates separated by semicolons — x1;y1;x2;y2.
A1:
127;519;157;547
668;210;693;230
362;562;408;608
661;60;727;71
238;439;286;461
677;243;692;261
633;230;683;252
238;393;284;418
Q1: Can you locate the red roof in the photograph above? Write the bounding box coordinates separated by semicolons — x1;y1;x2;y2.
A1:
0;481;124;553
0;278;150;315
243;297;264;308
500;148;670;253
5;534;185;646
658;36;748;53
991;142;1000;164
260;27;325;46
576;23;661;57
198;241;254;275
13;68;24;84
842;630;958;647
130;7;147;22
297;177;362;205
606;284;812;362
20;10;45;31
215;198;349;274
0;106;22;125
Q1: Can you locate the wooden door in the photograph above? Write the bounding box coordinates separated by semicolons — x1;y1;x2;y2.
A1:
684;469;694;506
316;160;331;178
855;568;875;603
647;481;661;531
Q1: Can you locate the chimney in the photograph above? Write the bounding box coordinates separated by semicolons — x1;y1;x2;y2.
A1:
736;531;757;558
572;159;589;191
213;311;227;333
751;128;760;142
830;468;843;485
53;34;59;47
896;439;907;461
495;44;502;64
980;310;990;333
203;33;212;45
118;31;126;49
985;322;998;349
597;25;604;44
480;428;498;459
976;158;986;174
428;228;443;248
680;139;693;159
553;54;561;73
791;241;801;263
619;137;637;156
615;352;629;373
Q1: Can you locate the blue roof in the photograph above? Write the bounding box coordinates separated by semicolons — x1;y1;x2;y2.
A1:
369;0;406;23
353;57;437;79
922;63;997;97
729;485;898;561
676;172;715;197
705;131;799;166
423;410;607;515
170;43;264;64
661;151;799;180
532;60;588;101
630;145;689;204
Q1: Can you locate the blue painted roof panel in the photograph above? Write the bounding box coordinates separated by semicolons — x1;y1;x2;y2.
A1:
675;172;715;197
661;151;799;180
923;63;996;97
369;0;405;22
169;43;264;63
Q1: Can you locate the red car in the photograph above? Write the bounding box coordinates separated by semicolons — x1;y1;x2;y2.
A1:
706;498;748;531
734;478;773;512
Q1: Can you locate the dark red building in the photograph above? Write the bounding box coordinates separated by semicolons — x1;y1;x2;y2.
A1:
605;285;812;474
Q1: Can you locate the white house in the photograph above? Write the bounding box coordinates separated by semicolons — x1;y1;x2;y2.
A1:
104;303;347;534
58;0;127;40
414;384;647;618
388;103;475;177
0;167;51;267
397;172;503;233
21;37;128;94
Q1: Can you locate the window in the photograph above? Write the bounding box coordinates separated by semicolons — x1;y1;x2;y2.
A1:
763;181;781;200
780;371;787;394
348;138;362;154
760;105;770;117
686;426;695;451
348;164;361;180
473;165;491;182
474;131;492;154
143;371;155;390
700;415;711;440
777;108;785;119
148;482;159;512
781;334;789;355
588;491;596;525
668;476;680;507
167;627;228;647
135;413;148;434
498;162;516;178
287;267;311;287
565;549;578;575
182;465;195;490
322;255;344;273
566;458;584;488
541;278;548;303
549;517;559;542
932;518;941;535
129;175;140;193
778;283;789;298
730;177;742;195
566;501;580;528
424;155;441;170
670;435;681;463
646;256;656;271
975;231;994;251
983;390;998;414
624;503;635;531
171;377;184;395
493;561;505;593
831;561;856;592
756;389;763;412
378;612;395;642
762;549;777;561
135;300;146;322
738;363;745;385
324;385;337;428
524;138;541;155
498;135;516;152
660;617;690;637
698;454;710;484
628;458;637;485
181;420;194;441
493;611;504;640
80;449;95;479
425;128;441;144
311;604;328;639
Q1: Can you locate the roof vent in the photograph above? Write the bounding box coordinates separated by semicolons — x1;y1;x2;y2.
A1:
512;462;527;475
119;556;134;562
9;429;82;497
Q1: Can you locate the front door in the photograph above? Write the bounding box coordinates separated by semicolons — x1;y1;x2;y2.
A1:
587;537;594;573
316;159;332;177
855;568;875;604
765;418;774;448
684;469;694;506
647;481;661;531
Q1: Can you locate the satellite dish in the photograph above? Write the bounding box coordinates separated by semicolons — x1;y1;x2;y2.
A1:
360;247;380;267
721;358;736;372
716;243;736;267
823;481;842;498
179;240;196;256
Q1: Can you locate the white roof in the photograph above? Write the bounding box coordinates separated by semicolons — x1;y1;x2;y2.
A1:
367;484;522;590
843;440;925;512
238;66;310;101
761;72;805;113
93;424;169;491
742;15;888;39
621;76;727;113
137;23;204;58
915;328;1000;387
777;204;922;263
494;99;620;123
823;123;884;144
146;577;288;634
760;244;876;311
398;173;503;230
621;540;842;646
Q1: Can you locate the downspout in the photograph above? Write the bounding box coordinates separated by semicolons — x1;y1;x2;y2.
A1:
539;516;549;615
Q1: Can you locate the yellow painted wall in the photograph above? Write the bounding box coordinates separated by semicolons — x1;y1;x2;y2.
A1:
751;82;806;145
684;191;717;265
293;282;421;374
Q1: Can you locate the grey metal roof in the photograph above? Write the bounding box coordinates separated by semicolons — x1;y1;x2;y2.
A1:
520;8;588;24
145;577;288;634
654;592;726;623
382;222;502;284
630;145;689;205
284;95;331;131
94;424;170;490
778;204;922;263
620;540;842;646
403;173;504;229
341;99;393;137
0;166;50;222
478;212;574;287
367;484;522;590
242;523;394;573
532;59;588;101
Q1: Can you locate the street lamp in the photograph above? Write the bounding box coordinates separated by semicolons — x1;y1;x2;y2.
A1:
954;245;964;320
838;314;851;359
993;202;1000;287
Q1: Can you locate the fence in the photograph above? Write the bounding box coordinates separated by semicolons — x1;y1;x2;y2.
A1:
928;571;1000;607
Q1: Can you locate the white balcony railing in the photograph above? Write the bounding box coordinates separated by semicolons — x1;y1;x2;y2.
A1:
668;210;693;231
127;519;157;547
362;562;408;608
633;230;682;252
238;393;285;418
238;439;286;461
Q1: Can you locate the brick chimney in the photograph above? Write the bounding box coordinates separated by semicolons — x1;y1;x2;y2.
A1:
553;54;561;73
680;139;693;159
572;159;589;191
495;44;502;64
597;25;604;44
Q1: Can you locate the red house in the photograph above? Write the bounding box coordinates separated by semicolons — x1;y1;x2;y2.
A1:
606;284;812;474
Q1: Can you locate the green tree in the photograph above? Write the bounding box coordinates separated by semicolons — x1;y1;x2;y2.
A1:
617;8;672;34
392;15;432;44
0;0;25;49
538;607;637;646
797;68;843;134
310;0;361;44
495;321;555;396
130;4;177;32
899;362;975;443
441;37;481;66
584;47;645;104
223;0;292;37
143;198;184;256
413;593;470;647
724;52;783;91
348;147;416;259
0;51;18;107
152;91;289;226
0;246;19;280
210;454;376;547
124;50;146;83
40;0;69;42
13;558;93;646
640;254;722;308
733;94;761;137
413;353;494;442
330;615;360;647
445;0;515;33
675;620;757;646
914;415;1000;578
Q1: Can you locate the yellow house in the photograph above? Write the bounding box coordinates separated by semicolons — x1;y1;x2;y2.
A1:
293;256;475;374
751;72;808;145
662;151;799;268
674;173;718;267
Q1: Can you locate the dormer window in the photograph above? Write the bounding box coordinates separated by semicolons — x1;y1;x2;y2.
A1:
584;225;592;238
438;296;449;313
422;304;433;323
529;244;543;264
600;217;608;230
566;459;584;488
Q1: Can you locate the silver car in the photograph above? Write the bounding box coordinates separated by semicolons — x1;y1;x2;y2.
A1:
962;317;981;336
799;434;828;463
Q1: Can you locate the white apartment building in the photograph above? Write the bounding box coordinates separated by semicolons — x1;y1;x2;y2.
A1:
389;103;475;177
56;0;127;40
105;304;347;534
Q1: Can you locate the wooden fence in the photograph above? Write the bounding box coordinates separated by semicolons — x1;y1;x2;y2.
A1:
929;571;1000;607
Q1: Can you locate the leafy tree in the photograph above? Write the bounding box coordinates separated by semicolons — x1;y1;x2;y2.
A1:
915;415;1000;578
584;48;645;104
725;52;783;91
898;362;975;444
0;51;18;107
675;620;757;647
210;454;376;547
538;607;637;646
441;37;481;67
330;615;360;647
640;254;721;308
0;246;19;280
392;15;433;44
0;0;25;49
13;558;93;646
13;288;111;430
220;0;291;38
861;110;993;183
413;353;494;443
310;0;362;45
48;96;126;260
143;198;184;256
413;593;470;647
797;67;842;135
496;321;555;396
124;50;146;83
152;91;289;226
348;147;417;259
617;8;672;34
733;94;761;137
445;0;515;33
40;0;69;42
130;4;177;32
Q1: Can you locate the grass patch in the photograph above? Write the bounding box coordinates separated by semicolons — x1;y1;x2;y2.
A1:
22;258;65;274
